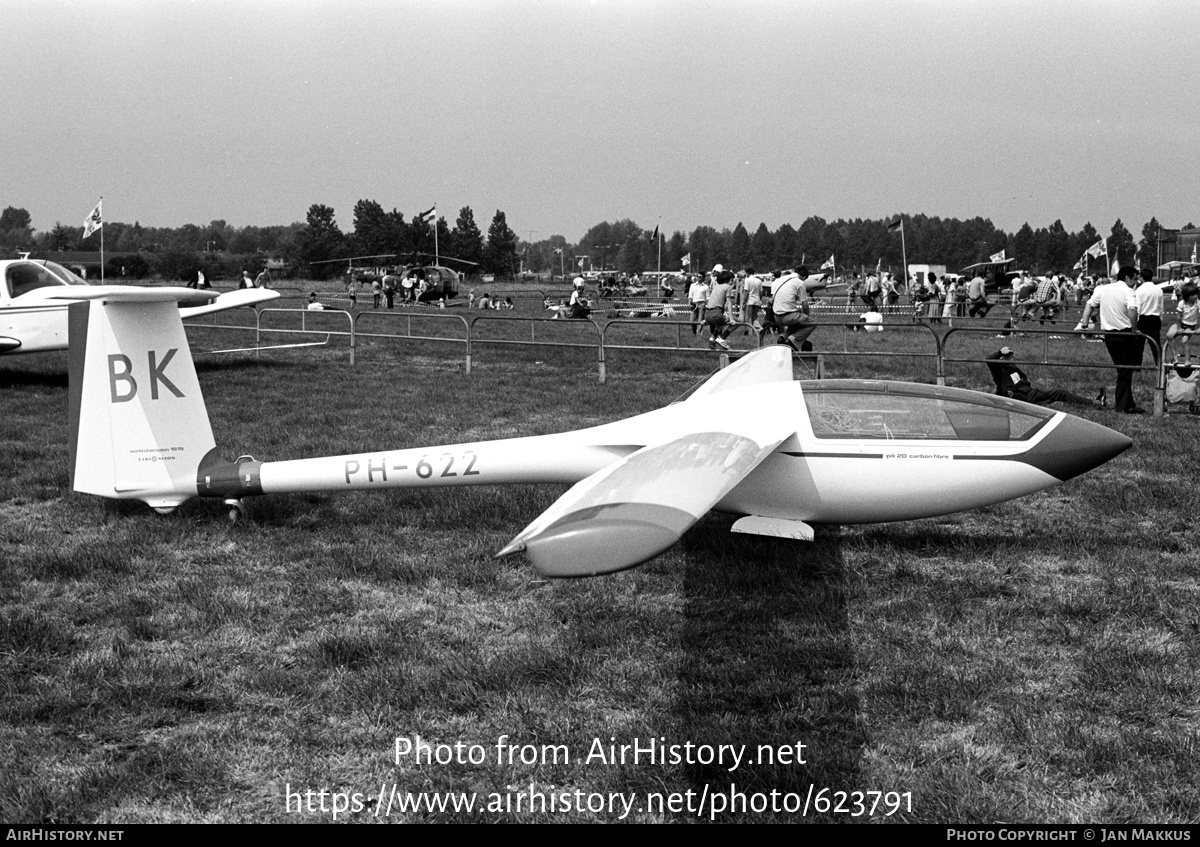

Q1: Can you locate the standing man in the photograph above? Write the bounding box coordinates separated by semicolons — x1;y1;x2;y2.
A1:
1077;266;1144;414
687;271;711;335
742;266;765;338
771;265;818;352
1135;267;1164;366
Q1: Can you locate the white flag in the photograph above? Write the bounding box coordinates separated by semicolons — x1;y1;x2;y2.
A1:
82;200;102;238
821;254;835;270
989;249;1006;262
1110;250;1119;277
681;253;690;268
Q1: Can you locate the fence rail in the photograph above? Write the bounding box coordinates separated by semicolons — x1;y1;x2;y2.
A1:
185;306;1174;416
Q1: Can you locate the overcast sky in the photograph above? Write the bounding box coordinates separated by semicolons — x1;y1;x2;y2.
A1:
2;0;1195;243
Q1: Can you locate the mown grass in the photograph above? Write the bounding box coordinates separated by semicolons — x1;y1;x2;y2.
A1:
1;294;1197;823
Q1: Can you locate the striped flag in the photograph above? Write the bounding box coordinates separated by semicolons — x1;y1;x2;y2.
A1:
82;200;102;238
887;218;903;233
418;205;436;223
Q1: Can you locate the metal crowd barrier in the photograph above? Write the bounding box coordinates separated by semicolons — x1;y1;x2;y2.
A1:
183;305;1171;414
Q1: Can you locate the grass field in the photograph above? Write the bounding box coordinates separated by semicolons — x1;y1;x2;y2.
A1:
2;288;1198;823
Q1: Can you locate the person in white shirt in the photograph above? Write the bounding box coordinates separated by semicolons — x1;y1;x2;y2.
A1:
771;265;818;352
687;271;712;335
742;267;764;335
1134;268;1165;365
1077;266;1144;414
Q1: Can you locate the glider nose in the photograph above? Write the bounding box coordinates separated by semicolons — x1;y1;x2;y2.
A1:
1023;414;1133;482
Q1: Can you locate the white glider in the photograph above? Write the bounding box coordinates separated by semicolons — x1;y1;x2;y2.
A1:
0;258;278;355
66;290;1132;577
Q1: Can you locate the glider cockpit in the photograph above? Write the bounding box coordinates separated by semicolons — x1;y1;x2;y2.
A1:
801;380;1054;442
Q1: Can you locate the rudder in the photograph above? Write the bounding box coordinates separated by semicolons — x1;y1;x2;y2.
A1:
68;293;216;511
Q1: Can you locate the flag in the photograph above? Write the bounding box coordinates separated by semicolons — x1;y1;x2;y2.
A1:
681;253;690;268
553;248;562;255
82;200;102;238
820;254;835;270
1085;238;1106;259
418;205;436;223
989;249;1006;262
649;225;659;241
1192;243;1197;263
1110;250;1119;277
1072;255;1084;271
876;258;881;273
887;218;903;233
577;258;585;268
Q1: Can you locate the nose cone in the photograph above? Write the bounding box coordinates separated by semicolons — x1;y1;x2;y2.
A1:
1022;414;1133;481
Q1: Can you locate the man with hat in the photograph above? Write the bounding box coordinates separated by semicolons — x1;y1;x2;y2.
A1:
986;347;1105;408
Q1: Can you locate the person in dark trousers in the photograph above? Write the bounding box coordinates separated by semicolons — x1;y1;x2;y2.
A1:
986;347;1105;408
1077;266;1145;414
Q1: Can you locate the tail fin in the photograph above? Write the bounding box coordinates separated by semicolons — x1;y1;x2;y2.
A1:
68;290;216;511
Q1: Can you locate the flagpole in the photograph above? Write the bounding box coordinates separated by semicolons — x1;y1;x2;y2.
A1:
657;217;662;272
99;196;105;283
433;204;439;264
899;219;908;294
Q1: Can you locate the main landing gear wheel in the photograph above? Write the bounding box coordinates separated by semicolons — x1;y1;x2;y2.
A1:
225;499;247;524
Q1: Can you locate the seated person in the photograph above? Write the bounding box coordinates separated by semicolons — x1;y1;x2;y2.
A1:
306;292;327;311
986;347;1104;408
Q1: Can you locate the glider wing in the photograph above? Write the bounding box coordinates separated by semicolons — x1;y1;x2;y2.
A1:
498;387;801;577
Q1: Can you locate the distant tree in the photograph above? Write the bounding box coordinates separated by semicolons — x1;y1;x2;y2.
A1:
795;216;827;267
1012;222;1036;268
351;199;392;257
1139;217;1162;269
1109;219;1135;268
48;222;73;251
727;223;751;270
687;225;720;275
750;223;774;270
484;210;519;277
1042;219;1071;273
0;205;34;253
0;207;30;231
451;207;483;267
298;204;345;277
773;223;798;269
664;230;686;271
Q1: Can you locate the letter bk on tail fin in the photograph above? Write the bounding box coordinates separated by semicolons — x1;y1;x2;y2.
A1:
68;292;216;512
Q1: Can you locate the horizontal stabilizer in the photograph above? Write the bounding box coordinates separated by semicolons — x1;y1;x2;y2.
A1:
731;515;815;541
684;346;793;401
497;390;802;576
180;288;279;318
41;285;217;306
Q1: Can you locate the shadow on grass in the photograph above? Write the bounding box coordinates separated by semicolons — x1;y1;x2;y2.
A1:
673;519;864;821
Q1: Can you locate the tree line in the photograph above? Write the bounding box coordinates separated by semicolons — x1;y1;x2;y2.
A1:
0;202;1184;282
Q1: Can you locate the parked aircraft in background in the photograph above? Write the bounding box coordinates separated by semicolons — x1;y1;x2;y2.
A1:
0;258;277;355
66;289;1132;577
